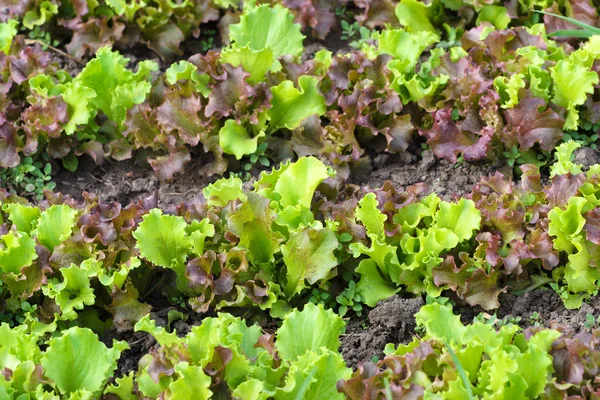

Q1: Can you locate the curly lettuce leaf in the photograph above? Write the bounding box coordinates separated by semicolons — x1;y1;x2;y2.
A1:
203;176;247;207
133;209;193;270
551;59;598;130
229;4;305;58
2;203;41;233
275;348;350;400
281;226;338;298
395;0;440;36
23;1;58;30
168;363;213;399
34;205;78;252
0;232;37;275
276;303;344;361
550;141;583;178
42;261;98;320
219;119;265;160
267;76;326;131
165;60;211;97
0;20;18;54
41;327;127;396
220;46;276;84
228;193;283;264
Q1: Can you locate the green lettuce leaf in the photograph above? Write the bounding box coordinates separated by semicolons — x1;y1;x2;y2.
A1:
34;205;78;251
229;4;305;58
42;261;98;320
395;0;440;36
276;303;344;361
133;209;193;270
219;119;266;160
41;327;127;396
476;5;511;30
0;232;37;275
355;259;399;307
0;20;18;54
281;226;338;297
228;193;283;264
274;349;350;400
220;46;276;84
23;1;58;30
267;76;326;131
202;176;247;207
168;363;212;399
551;59;598;130
2;203;41;233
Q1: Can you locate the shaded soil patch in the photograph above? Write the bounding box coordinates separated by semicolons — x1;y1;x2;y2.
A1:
359;150;503;199
54;154;216;208
340;296;424;368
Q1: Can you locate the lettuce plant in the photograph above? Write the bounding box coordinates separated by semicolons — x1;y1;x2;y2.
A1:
132;302;349;399
548;167;600;307
0;321;127;399
350;192;481;306
340;303;561;399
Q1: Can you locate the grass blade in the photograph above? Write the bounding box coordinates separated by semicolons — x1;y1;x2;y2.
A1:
535;10;600;35
444;341;475;400
550;29;596;38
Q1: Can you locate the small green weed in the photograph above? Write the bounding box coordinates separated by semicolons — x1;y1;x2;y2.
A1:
0;155;55;200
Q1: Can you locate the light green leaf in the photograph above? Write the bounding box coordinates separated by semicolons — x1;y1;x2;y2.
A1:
186;218;215;257
228;193;283;264
274;349;351;400
219;119;265;160
75;47;158;126
0;20;18;54
35;205;78;251
355;193;386;238
267;76;326;131
221;45;276;83
105;0;144;20
415;303;466;345
494;74;526;109
281;226;338;297
551;59;598;130
355;259;399;307
434;199;481;243
550;141;583;178
133;209;193;269
134;314;181;347
62;80;97;135
276;303;344;361
2;203;41;233
273;156;329;209
0;232;38;275
168;363;212;400
104;372;136;400
42;262;97;320
203;176;247;207
477;5;511;30
395;0;439;35
229;4;305;58
23;1;58;29
165;60;211;97
376;29;438;73
41;327;127;395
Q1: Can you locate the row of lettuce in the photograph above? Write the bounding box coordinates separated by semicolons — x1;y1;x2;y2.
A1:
1;0;587;60
2;1;600;181
0;143;598;332
2;301;600;399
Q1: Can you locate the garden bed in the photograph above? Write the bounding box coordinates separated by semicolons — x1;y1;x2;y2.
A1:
3;0;600;398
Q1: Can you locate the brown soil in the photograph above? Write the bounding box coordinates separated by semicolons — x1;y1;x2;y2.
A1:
360;150;503;199
340;296;424;368
54;154;217;208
